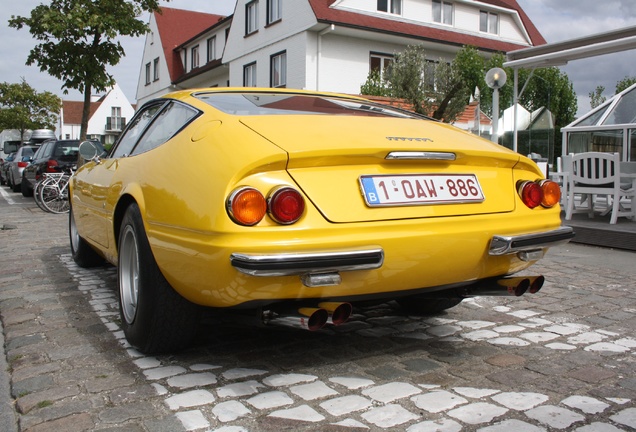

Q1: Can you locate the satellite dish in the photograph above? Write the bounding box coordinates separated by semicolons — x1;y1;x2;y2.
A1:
485;68;507;89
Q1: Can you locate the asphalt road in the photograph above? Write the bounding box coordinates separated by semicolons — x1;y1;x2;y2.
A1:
1;187;636;431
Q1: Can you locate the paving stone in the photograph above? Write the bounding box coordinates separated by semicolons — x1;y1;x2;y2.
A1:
143;366;187;381
568;366;616;383
262;373;316;387
574;423;624;432
268;404;325;422
491;392;549;410
319;395;373;416
525;405;585;429
407;418;463;432
610;407;636;429
216;380;264;398
447;402;508;425
245;391;293;409
485;353;526;367
166;372;217;389
476;419;546;432
289;381;339;400
221;368;268;381
165;390;215;410
362;382;421;403
211;400;251;423
411;390;468;413
329;376;374;389
561;395;610;414
175;410;209;431
360;404;419;428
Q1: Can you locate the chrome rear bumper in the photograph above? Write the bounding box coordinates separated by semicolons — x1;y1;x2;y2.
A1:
489;226;575;256
230;247;384;277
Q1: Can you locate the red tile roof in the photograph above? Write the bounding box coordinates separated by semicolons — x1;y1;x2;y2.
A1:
154;7;226;82
62;100;102;124
307;0;546;52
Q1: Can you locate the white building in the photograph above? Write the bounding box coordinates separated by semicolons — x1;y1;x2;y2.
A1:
137;0;545;107
58;84;136;146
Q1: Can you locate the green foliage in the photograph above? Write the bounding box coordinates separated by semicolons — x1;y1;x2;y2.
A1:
616;76;636;94
589;86;606;109
360;70;391;97
9;0;166;139
385;45;431;115
0;78;61;140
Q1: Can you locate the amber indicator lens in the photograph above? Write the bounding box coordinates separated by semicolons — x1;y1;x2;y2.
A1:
540;180;561;208
228;188;267;226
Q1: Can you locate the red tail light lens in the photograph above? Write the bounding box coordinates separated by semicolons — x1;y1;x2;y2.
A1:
518;180;543;209
539;180;561;208
268;187;305;224
17;161;28;168
46;159;59;173
227;187;267;226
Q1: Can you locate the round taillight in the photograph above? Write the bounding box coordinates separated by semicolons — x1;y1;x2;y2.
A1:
268;187;305;224
227;187;267;226
518;180;543;209
539;180;561;208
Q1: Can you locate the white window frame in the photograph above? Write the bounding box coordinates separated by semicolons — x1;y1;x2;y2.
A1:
207;36;216;62
246;1;259;35
432;0;453;25
270;51;287;88
145;62;151;85
267;0;282;24
153;58;159;81
377;0;402;15
191;45;199;70
480;10;499;34
370;53;393;80
244;62;257;87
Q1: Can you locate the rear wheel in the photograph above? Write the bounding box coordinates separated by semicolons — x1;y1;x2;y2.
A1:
118;203;200;354
397;297;463;315
69;208;104;267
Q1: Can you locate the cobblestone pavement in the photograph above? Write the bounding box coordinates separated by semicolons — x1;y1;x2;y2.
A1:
1;190;636;431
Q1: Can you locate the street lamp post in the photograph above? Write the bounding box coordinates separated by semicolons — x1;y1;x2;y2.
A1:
485;67;507;144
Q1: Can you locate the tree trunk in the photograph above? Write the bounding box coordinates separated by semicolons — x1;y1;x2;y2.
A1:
80;84;92;141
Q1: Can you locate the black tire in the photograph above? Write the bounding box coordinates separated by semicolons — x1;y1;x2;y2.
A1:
397;297;463;315
118;203;200;354
21;178;33;197
69;208;104;267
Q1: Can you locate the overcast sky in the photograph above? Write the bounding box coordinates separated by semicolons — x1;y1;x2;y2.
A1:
2;0;635;117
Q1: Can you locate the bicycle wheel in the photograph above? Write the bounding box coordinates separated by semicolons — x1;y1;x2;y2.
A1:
34;177;52;212
40;175;71;214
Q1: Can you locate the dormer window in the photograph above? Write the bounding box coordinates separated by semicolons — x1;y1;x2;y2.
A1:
433;0;453;25
377;0;401;15
480;10;499;34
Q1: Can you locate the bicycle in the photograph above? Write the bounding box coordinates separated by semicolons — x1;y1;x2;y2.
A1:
36;167;75;214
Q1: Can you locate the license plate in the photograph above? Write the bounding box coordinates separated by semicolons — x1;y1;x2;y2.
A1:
360;174;485;207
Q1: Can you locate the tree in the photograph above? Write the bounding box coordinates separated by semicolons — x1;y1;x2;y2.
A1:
9;0;167;140
589;86;606;109
0;79;61;141
360;45;485;121
616;76;636;94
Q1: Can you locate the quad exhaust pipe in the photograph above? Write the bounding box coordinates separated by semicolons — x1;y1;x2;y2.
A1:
458;275;544;297
263;302;353;331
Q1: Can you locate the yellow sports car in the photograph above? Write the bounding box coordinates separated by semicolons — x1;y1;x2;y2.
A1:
70;88;573;353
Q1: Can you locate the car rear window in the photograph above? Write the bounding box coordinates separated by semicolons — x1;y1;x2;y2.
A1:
194;92;417;119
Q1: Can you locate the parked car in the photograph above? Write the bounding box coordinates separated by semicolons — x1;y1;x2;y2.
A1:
69;88;574;354
0;152;14;185
8;146;38;193
21;139;80;197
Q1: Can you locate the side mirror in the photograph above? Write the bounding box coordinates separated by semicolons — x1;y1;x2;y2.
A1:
79;141;100;165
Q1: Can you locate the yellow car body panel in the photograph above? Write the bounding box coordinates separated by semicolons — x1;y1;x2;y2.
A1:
70;88;571;309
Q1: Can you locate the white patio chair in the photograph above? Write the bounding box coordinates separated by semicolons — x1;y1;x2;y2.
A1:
565;152;636;224
549;155;569;208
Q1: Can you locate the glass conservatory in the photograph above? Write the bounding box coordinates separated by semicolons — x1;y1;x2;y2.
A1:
562;83;636;161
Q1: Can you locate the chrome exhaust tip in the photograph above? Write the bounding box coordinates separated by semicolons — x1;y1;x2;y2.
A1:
319;302;353;326
263;307;329;331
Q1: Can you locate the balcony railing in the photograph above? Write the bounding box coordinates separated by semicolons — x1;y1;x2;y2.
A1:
105;117;126;131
